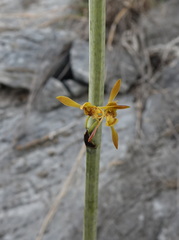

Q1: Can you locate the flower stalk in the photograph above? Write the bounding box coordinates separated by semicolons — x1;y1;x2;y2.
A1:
56;1;130;239
83;0;106;240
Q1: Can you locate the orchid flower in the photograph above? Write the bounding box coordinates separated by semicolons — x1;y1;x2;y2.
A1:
56;80;130;149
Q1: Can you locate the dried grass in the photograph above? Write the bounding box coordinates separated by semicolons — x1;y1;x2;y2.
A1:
106;0;154;27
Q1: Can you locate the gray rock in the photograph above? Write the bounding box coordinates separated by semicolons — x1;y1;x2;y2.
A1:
0;29;75;90
159;60;179;90
0;0;72;11
35;77;88;111
106;46;139;93
70;39;89;84
35;77;69;111
158;219;179;240
98;142;178;240
70;39;138;93
140;0;179;46
0;0;74;31
142;89;179;141
63;79;88;97
143;56;179;141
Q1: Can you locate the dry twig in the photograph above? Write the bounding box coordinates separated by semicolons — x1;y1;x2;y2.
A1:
36;144;86;240
135;99;145;138
107;7;129;50
161;121;179;138
15;121;78;150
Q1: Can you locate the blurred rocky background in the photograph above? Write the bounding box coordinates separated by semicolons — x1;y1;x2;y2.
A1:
0;0;179;240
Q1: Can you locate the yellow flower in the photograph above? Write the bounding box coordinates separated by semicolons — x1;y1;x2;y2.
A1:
56;80;129;149
100;80;130;148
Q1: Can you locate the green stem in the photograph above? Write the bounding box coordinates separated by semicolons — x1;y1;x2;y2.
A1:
83;0;106;240
88;0;105;106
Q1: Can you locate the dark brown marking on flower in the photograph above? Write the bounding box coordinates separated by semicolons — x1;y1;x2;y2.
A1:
84;130;96;148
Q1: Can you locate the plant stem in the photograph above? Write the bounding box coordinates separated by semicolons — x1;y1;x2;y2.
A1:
88;1;105;106
83;0;106;240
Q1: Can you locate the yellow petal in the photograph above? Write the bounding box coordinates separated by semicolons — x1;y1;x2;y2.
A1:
101;105;130;110
110;105;130;109
111;126;118;149
108;79;121;103
56;96;81;108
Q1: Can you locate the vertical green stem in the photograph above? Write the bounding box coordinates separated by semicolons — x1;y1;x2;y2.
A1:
83;0;106;240
88;0;105;106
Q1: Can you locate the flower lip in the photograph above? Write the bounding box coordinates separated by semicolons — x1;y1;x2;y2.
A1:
81;102;104;119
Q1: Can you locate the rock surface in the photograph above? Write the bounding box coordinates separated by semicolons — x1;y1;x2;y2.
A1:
70;39;89;84
106;46;139;93
98;142;178;240
0;29;75;90
35;78;88;111
71;39;138;93
35;77;69;111
0;0;74;31
140;0;179;46
143;59;179;141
